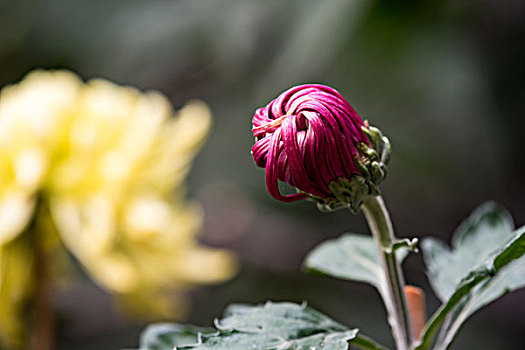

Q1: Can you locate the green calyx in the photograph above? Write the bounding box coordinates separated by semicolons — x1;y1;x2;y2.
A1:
305;125;391;213
357;125;391;185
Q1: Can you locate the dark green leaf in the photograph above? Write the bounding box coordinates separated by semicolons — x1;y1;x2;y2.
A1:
417;203;525;350
422;202;514;301
138;302;387;350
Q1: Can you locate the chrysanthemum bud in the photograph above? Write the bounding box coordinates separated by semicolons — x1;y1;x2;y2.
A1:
251;84;390;212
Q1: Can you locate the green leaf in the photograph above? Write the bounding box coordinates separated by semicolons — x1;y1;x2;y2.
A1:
422;202;514;301
303;234;409;348
140;323;213;349
304;234;408;291
138;302;387;350
416;202;525;350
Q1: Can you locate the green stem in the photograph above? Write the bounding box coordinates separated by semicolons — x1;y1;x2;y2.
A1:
361;195;413;350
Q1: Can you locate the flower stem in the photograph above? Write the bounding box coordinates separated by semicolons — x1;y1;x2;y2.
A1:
30;239;54;350
361;195;413;350
29;198;55;350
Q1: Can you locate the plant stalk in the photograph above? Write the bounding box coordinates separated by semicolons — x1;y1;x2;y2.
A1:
361;195;414;350
30;240;54;350
29;199;55;350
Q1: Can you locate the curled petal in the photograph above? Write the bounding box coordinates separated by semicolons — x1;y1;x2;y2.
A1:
251;84;369;202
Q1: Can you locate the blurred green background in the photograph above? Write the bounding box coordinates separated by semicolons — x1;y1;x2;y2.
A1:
1;0;524;349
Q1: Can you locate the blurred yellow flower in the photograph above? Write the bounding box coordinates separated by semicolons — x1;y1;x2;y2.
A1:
0;70;237;348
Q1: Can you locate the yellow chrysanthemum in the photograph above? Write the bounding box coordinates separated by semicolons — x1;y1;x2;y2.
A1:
0;70;236;348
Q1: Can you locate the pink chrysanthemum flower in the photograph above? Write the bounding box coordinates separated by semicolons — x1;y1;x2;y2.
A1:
251;84;390;211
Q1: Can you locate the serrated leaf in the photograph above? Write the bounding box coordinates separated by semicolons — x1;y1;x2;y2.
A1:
416;203;525;350
422;202;514;301
138;302;387;350
268;330;359;350
303;233;409;345
140;323;213;349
